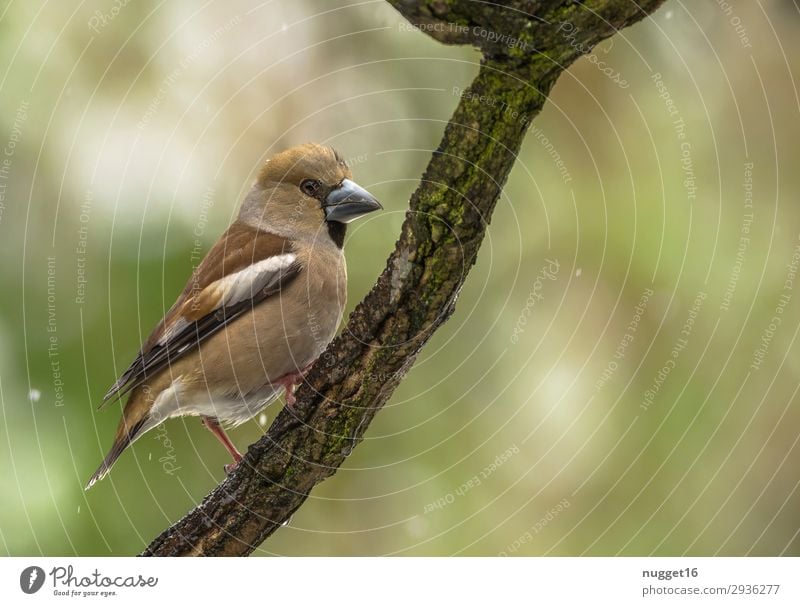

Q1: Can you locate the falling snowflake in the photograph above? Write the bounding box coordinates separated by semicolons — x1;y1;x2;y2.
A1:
259;413;268;427
575;268;582;277
28;389;41;402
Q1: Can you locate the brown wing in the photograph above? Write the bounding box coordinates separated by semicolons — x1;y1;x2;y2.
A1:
100;224;300;407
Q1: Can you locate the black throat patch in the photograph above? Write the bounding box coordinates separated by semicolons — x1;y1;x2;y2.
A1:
326;221;346;248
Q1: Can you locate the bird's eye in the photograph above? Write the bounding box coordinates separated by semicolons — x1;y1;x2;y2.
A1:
300;179;321;196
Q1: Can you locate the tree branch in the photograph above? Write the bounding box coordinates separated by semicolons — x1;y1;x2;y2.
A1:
142;0;665;556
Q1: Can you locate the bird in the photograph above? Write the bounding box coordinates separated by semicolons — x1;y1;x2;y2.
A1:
86;143;382;489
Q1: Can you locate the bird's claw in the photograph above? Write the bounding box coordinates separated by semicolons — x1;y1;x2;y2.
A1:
276;363;313;408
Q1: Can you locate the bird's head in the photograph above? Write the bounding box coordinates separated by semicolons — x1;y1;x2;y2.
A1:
242;143;382;246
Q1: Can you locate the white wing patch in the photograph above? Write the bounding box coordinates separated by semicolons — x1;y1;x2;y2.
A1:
156;253;297;346
216;253;297;307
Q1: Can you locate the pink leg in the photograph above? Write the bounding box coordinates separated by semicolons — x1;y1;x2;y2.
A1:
201;416;242;474
274;363;314;407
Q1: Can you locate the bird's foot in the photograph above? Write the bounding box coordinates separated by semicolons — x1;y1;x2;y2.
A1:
275;363;314;408
201;416;243;475
224;457;241;475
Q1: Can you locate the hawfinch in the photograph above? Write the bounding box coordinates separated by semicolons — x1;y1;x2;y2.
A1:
86;143;381;489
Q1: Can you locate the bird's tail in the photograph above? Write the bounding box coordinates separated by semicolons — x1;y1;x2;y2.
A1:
85;403;151;490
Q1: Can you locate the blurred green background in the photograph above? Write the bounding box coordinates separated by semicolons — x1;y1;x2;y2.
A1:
1;0;800;556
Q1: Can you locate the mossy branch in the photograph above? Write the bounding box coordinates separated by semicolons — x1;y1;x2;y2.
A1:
142;0;665;556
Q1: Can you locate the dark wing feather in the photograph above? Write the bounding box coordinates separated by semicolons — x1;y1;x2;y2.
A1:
100;223;299;408
100;260;300;407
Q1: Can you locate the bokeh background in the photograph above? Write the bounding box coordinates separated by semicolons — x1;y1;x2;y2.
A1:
1;0;799;556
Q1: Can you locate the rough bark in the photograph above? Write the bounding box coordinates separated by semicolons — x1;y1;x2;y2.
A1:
143;0;665;556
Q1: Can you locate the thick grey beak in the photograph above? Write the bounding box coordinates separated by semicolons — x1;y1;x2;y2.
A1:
324;178;382;223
